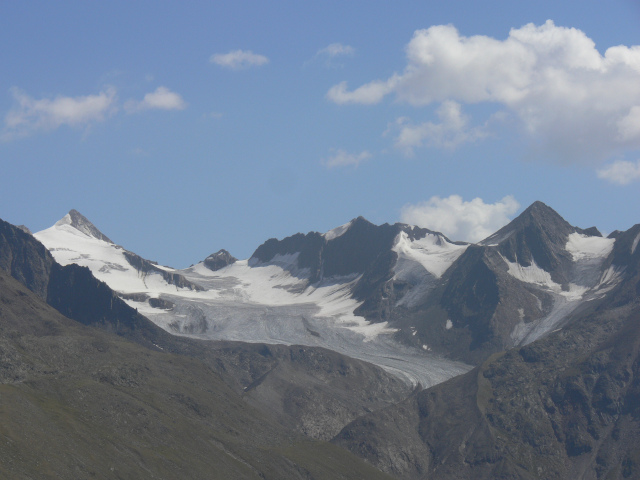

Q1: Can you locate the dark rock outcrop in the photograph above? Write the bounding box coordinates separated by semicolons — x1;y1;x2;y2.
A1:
122;250;204;291
203;249;237;271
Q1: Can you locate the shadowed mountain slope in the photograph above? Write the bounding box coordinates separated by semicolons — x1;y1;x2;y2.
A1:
333;222;640;479
398;201;617;364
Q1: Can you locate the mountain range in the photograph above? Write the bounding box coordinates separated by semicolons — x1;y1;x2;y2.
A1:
0;201;639;478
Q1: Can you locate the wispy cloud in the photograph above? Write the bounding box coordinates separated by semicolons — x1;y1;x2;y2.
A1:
2;85;189;140
597;159;640;185
3;87;117;140
125;86;187;113
327;80;393;105
323;149;371;168
400;195;520;243
327;20;640;163
389;101;488;155
311;43;355;68
319;43;355;57
210;50;269;70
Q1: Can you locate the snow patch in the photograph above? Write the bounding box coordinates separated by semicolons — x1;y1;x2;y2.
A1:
566;233;614;261
632;232;640;254
324;221;352;241
501;255;587;300
392;231;467;280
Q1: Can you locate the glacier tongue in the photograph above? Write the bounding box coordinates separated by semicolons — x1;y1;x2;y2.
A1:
35;217;472;388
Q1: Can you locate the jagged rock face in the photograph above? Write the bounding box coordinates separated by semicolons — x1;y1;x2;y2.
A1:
251;231;325;278
250;217;400;282
203;249;237;271
0;218;54;300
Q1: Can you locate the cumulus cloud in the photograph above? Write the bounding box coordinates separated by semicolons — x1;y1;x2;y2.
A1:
389;101;488;155
597;159;640;185
3;87;117;139
210;50;269;70
125;86;187;113
327;20;640;163
323;149;371;168
400;195;520;242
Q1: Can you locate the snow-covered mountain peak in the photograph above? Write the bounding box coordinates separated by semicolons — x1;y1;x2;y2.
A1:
54;209;113;244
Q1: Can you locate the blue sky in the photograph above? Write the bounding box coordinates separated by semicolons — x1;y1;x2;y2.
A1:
2;1;640;267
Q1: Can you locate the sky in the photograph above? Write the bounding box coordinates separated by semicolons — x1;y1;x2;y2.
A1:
2;1;640;268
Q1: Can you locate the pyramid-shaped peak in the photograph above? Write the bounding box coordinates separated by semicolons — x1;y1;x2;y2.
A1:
55;209;113;243
521;201;564;220
479;201;574;247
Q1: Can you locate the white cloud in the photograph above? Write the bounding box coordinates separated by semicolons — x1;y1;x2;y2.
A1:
327;20;640;163
326;80;394;105
390;101;487;155
3;87;117;139
323;149;371;168
597;159;640;185
210;50;269;70
125;86;187;113
400;195;520;242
